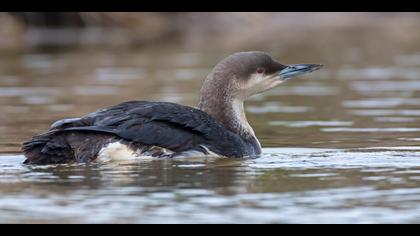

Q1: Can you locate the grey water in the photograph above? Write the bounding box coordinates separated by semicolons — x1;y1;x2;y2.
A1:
0;23;420;223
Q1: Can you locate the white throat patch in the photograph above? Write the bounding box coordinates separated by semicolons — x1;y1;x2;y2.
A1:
231;98;255;137
242;73;284;97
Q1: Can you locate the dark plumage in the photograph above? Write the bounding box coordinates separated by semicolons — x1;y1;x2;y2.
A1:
22;101;260;164
22;51;322;164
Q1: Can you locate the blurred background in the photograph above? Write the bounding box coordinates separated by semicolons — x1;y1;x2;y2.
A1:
1;12;420;152
1;12;420;224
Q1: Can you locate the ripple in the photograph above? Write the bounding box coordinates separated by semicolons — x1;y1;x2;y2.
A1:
338;67;420;80
156;68;209;81
358;146;420;151
1;147;420;223
249;148;420;169
321;128;420;132
289;173;338;178
269;120;353;127
172;53;204;67
374;117;418;123
351;81;420;92
73;86;118;95
47;104;75;112
22;54;52;69
350;109;420;116
0;87;61;97
272;86;338;96
398;137;420;141
0;76;20;86
177;164;206;168
342;98;420;108
247;104;312;114
21;95;55;105
94;67;146;84
0;106;30;113
395;53;420;66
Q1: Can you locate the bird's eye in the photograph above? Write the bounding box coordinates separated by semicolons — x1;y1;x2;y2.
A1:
256;67;265;74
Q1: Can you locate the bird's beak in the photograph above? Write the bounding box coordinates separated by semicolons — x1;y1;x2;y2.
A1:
278;64;323;80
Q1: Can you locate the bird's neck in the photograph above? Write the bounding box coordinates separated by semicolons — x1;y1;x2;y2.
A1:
198;77;257;141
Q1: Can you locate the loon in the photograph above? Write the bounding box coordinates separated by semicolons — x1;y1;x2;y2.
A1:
22;51;322;164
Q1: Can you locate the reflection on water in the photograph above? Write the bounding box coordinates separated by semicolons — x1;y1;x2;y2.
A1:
342;98;420;108
0;148;419;223
338;67;420;80
0;27;420;223
269;120;353;128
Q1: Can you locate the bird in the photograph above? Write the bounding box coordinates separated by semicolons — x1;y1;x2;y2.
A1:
22;51;322;164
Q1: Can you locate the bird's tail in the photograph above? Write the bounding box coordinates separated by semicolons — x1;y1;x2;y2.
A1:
22;131;116;165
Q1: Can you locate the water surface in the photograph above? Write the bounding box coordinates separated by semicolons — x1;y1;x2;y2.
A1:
0;29;420;223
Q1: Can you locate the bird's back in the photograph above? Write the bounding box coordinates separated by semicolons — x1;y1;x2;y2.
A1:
22;101;259;164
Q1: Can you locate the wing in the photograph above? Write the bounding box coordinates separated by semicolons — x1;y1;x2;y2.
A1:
50;101;246;156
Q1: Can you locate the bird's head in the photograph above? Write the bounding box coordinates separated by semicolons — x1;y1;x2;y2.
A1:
204;51;323;99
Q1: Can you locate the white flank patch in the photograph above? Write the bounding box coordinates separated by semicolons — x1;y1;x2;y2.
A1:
98;142;136;161
98;142;225;162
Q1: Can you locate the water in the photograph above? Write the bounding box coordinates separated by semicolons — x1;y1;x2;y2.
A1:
1;27;420;223
0;149;419;223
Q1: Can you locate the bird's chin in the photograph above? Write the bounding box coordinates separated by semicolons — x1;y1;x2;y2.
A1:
252;77;285;96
